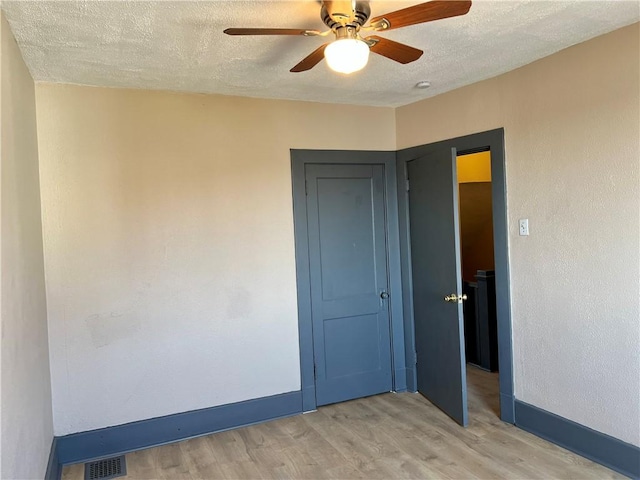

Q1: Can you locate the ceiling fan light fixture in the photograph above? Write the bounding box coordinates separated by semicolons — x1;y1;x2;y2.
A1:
324;38;370;74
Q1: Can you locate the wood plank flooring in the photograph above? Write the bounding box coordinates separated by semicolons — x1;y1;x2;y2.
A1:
62;366;622;479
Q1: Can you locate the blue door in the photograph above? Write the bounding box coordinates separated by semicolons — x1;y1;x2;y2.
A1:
305;164;393;406
408;148;469;426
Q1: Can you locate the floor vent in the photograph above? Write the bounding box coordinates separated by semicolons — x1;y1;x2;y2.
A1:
84;456;126;480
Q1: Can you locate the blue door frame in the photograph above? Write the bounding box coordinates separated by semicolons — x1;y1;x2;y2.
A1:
291;150;406;412
291;131;514;423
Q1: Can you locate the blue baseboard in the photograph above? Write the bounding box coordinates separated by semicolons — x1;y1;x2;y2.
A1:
53;390;302;471
45;437;61;480
515;400;640;479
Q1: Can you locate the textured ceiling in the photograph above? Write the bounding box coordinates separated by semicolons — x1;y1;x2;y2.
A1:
2;1;639;107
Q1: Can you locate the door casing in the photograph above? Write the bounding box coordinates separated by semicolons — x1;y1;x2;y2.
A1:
396;128;515;423
291;133;514;422
291;150;405;412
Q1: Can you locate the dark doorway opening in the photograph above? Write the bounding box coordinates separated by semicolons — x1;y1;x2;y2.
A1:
457;150;500;420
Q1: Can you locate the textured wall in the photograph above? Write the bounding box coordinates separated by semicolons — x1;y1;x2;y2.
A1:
0;12;54;478
35;84;396;435
397;23;640;446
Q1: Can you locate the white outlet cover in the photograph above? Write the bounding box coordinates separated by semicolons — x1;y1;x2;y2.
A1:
519;219;530;236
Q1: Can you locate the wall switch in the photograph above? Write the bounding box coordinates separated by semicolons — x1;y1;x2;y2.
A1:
519;219;529;236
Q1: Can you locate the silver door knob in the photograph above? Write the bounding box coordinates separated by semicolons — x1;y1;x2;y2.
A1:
380;291;389;299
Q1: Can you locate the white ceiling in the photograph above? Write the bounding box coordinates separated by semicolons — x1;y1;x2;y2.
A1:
2;1;639;107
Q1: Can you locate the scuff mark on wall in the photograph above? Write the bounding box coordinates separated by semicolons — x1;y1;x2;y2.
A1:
85;312;141;348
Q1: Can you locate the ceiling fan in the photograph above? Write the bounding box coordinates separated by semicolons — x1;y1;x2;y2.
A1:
224;0;472;74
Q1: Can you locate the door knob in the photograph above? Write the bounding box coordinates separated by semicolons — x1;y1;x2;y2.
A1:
444;293;467;303
380;291;389;299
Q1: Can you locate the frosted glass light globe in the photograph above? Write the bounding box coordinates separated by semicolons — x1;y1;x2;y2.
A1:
324;38;370;74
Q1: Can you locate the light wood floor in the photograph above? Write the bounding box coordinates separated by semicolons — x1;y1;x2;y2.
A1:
63;366;622;479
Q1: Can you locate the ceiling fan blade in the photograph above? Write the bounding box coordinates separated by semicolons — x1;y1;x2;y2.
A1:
291;44;329;72
367;36;423;64
224;28;318;36
369;1;471;31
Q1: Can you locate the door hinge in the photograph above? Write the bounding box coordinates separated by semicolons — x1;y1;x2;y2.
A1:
305;180;308;196
313;363;317;379
406;179;410;191
413;350;418;365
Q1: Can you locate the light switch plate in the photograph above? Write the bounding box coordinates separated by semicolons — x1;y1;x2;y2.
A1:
519;219;529;236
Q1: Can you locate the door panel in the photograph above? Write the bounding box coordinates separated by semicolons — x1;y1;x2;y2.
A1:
306;164;392;406
323;314;381;378
408;148;468;426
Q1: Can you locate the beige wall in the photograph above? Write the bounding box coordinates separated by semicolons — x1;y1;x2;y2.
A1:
35;83;396;435
0;12;53;478
397;23;640;446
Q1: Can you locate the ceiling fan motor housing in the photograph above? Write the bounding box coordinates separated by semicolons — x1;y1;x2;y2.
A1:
321;1;371;31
